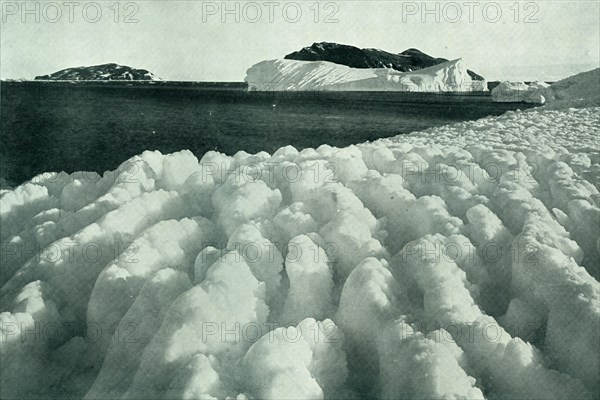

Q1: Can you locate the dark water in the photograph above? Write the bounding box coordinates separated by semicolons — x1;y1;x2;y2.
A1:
0;81;536;186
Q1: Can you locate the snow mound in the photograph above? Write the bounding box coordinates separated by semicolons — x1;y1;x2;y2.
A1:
245;58;487;92
1;105;599;398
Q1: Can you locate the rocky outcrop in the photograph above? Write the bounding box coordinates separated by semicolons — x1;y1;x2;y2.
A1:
35;63;160;81
285;42;485;81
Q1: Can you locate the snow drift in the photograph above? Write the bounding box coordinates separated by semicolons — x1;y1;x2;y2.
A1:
245;58;488;92
1;72;599;400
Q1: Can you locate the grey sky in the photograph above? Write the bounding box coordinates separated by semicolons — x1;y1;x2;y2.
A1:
1;0;599;81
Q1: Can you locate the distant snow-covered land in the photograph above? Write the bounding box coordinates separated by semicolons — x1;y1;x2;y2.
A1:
1;69;599;399
34;63;161;81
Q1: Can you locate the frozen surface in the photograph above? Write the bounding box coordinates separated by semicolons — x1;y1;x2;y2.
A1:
1;71;599;399
245;58;488;92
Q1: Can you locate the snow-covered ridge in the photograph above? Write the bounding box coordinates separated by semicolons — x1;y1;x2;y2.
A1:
35;63;161;81
491;68;599;106
245;58;488;92
544;68;600;109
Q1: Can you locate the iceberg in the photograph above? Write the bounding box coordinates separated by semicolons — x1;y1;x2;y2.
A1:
492;81;551;104
245;58;488;92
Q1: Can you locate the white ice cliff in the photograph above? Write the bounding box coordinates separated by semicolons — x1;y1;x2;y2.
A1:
245;58;488;92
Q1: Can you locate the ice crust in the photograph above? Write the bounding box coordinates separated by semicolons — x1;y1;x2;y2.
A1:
1;80;599;399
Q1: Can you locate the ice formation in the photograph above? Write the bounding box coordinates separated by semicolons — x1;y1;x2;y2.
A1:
491;81;551;104
1;71;599;399
245;58;488;92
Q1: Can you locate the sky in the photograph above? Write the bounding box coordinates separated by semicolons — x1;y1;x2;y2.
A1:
1;0;599;81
